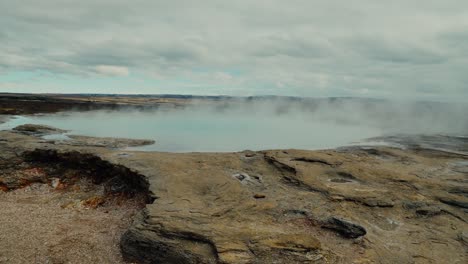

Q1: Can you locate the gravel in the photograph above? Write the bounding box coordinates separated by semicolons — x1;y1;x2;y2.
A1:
0;183;139;264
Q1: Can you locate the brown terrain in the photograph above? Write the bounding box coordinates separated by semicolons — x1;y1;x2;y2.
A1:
0;93;192;115
0;94;467;263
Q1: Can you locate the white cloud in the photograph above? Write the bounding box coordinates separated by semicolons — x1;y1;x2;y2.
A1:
95;65;129;76
0;0;467;100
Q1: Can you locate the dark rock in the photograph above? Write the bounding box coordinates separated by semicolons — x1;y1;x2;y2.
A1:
291;157;333;166
106;177;132;194
243;150;256;158
121;216;218;264
253;194;266;199
448;187;468;197
402;201;426;210
233;173;247;181
416;206;442;217
23;149;155;203
13;124;66;136
265;155;297;174
322;217;367;239
439;197;468;209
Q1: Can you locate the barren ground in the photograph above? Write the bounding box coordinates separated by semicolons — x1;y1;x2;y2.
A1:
0;181;141;263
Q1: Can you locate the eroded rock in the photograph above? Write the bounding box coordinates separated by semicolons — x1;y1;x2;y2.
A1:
321;217;367;239
1;130;467;263
121;212;219;264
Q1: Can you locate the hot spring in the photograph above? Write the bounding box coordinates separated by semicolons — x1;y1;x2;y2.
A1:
1;100;466;152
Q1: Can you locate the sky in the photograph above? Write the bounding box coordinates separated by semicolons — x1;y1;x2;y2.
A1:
0;0;467;100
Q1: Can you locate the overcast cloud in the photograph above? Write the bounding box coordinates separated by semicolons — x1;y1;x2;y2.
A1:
0;0;467;100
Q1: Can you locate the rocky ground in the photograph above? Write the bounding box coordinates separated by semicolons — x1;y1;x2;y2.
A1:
0;125;152;264
0;121;467;263
0;184;140;264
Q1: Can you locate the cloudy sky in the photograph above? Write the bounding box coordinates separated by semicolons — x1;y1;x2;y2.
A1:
0;0;467;100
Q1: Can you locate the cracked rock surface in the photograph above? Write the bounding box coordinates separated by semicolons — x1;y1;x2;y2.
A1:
0;128;467;263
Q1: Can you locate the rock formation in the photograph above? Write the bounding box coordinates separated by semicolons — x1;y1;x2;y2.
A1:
0;128;466;263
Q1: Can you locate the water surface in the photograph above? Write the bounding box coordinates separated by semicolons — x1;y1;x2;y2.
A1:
0;108;382;152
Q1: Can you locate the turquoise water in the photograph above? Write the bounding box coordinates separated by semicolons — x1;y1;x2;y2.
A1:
1;108;383;152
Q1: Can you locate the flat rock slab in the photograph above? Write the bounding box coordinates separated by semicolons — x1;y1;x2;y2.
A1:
110;148;467;263
63;135;155;149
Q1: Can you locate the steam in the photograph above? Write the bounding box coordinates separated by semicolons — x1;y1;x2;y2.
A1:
2;98;467;152
176;97;468;135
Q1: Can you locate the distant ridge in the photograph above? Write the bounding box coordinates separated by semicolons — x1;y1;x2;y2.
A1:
0;92;384;101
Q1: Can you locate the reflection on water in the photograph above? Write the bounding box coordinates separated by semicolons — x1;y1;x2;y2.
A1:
0;108;383;152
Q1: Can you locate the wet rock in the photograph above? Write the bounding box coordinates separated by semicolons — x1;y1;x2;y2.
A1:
13;124;66;136
439;197;468;209
322;217;367;239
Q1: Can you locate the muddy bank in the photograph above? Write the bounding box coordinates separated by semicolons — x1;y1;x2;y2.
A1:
1;128;467;263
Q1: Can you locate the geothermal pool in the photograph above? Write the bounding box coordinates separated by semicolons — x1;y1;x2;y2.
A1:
3;100;467;153
0;107;385;152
